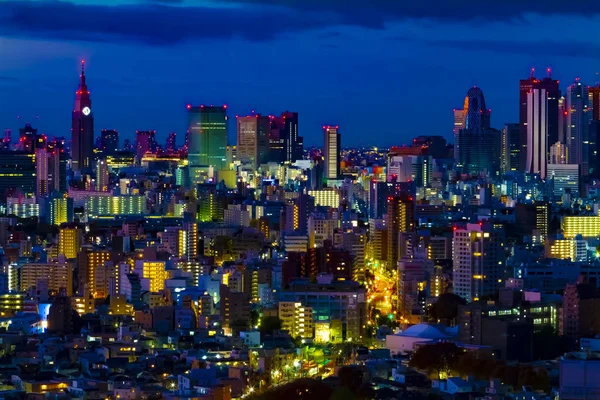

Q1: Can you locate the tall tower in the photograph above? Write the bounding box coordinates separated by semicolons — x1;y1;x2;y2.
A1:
236;114;270;170
187;105;228;180
323;125;341;180
282;111;302;162
71;61;94;173
462;87;490;132
519;69;560;171
526;88;548;178
567;79;591;175
386;194;414;267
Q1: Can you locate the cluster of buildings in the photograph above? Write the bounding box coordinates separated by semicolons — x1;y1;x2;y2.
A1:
0;63;598;398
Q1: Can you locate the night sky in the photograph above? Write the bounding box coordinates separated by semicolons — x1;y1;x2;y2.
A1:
1;0;599;147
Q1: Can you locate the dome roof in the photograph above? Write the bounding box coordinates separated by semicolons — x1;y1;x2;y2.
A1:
398;323;453;339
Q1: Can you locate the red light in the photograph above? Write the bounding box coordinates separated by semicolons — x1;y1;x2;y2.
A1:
453;226;457;231
186;104;191;109
223;105;228;109
564;111;568;116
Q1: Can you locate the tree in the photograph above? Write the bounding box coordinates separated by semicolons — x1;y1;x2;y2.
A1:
259;316;282;336
409;342;464;379
429;293;467;325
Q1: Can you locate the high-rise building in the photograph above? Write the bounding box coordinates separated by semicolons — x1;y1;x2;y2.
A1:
567;79;591;175
236;114;270;169
134;260;169;293
455;128;501;176
386;195;414;267
550;142;567;164
452;222;506;303
525;88;549;178
453;108;465;137
455;87;500;176
519;71;560;171
501;123;520;173
282;111;302;162
71;61;94;173
96;159;109;192
45;194;74;226
86;195;146;218
58;225;82;259
35;148;61;197
589;84;600;122
187;105;228;178
135;130;156;161
166;132;177;153
323;125;340;180
0;152;36;199
462;87;491;132
268;115;285;163
100;129;119;154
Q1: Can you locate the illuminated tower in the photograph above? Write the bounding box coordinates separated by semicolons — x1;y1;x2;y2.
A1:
187;105;228;180
166;132;177;153
236;114;270;170
519;69;560;171
58;225;82;259
323;125;341;180
386;195;414;267
71;61;94;173
96;159;109;192
526;88;548;178
35;148;60;197
462;87;490;132
567;79;591;175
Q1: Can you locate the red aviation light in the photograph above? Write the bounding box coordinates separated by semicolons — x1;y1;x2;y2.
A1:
186;105;191;109
223;104;228;109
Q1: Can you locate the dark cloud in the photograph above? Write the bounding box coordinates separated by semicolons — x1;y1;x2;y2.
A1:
425;39;600;59
0;0;598;46
0;1;327;45
219;0;600;22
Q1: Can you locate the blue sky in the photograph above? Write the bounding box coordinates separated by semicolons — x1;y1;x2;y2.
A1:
0;0;599;147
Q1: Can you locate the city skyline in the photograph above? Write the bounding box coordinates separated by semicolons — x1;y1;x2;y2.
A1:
2;1;600;146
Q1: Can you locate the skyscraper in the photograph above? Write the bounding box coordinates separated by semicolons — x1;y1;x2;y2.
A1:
236;114;270;169
589;84;600;122
386;194;414;267
567;79;591;175
96;159;109;192
462;87;491;132
501;123;520;173
187;105;228;177
323;125;340;180
71;61;94;173
526;88;548;178
100;129;119;154
455;87;501;176
519;70;560;171
282;111;303;162
35;147;61;197
452;222;506;303
135;130;156;161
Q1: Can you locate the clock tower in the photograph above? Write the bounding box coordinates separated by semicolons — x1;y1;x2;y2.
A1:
71;60;94;173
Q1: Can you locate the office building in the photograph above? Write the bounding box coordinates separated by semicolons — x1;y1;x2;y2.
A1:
58;225;82;259
187;105;228;178
590;84;600;121
548;163;579;199
95;159;109;192
0;152;36;198
307;188;340;209
387;195;415;266
278;301;314;339
567;79;591;175
100;129;119;154
35;148;61;197
546;237;587;262
563;216;600;239
386;154;432;186
519;71;560;171
21;260;73;296
455;128;501;176
452;222;506;303
71;61;94;173
279;279;366;342
134;260;169;293
501;123;520;173
550;142;567;164
236;114;270;169
135;130;156;161
525;88;548;178
323;125;340;180
86;195;146;218
45;194;74;226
